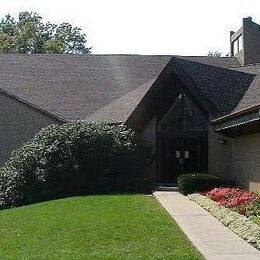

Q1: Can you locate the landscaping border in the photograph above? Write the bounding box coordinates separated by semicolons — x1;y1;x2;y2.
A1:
188;193;260;250
154;191;260;259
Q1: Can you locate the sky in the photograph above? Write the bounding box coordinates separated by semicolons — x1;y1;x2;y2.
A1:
0;0;260;55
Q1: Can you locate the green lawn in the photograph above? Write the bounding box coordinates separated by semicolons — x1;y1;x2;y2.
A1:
0;194;202;259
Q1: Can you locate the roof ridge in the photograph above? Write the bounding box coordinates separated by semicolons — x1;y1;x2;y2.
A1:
175;55;233;59
174;56;252;73
0;53;173;57
0;87;66;123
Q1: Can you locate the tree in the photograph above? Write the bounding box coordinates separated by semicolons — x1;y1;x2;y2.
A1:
0;31;16;53
207;51;222;57
44;39;64;54
0;12;91;54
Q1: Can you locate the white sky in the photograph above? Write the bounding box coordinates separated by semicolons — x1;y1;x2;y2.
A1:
0;0;260;55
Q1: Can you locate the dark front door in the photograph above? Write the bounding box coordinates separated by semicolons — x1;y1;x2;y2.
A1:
160;137;207;183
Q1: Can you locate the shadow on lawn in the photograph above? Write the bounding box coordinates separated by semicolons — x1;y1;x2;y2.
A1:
1;177;153;210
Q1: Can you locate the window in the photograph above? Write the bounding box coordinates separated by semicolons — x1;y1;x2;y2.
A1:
238;35;243;51
233;40;238;55
232;35;243;56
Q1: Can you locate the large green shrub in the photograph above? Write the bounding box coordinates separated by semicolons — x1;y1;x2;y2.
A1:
0;122;152;209
177;173;223;195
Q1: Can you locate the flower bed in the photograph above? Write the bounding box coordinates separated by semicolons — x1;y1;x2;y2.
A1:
204;188;260;225
188;193;260;250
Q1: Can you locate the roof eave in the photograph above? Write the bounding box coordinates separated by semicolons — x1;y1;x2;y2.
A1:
213;108;260;137
212;103;260;124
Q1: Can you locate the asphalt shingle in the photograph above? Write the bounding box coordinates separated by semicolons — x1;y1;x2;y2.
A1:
0;54;172;121
1;54;258;124
174;58;256;116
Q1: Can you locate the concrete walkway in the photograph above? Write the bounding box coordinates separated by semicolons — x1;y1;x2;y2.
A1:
154;191;260;260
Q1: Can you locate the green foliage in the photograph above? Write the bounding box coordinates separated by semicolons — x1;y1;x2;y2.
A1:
43;38;64;54
0;31;16;53
177;173;223;195
0;14;16;35
0;122;151;209
0;11;91;54
55;23;88;54
246;200;260;225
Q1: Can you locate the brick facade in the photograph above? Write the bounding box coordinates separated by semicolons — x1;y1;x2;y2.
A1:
231;17;260;65
208;126;233;180
209;125;260;193
232;133;260;192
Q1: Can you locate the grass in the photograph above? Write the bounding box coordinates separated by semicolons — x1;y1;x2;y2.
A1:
0;194;202;259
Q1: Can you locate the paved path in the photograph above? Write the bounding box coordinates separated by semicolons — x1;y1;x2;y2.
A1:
154;191;260;260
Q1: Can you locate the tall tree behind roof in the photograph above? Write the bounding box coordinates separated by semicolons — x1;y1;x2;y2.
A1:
0;11;91;54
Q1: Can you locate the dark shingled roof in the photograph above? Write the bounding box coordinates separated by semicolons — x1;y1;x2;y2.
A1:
174;55;240;68
0;54;172;122
230;64;260;112
173;57;256;117
1;53;258;125
85;78;157;123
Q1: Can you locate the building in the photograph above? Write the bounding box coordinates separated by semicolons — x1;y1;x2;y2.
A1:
0;17;259;191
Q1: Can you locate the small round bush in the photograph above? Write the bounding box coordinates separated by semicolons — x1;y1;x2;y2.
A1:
177;173;223;195
0;122;151;209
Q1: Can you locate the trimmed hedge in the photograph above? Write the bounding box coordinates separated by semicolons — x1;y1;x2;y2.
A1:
0;122;152;209
177;173;223;195
188;193;260;250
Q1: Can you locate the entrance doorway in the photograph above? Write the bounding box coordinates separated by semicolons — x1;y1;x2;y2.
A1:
159;135;208;183
157;91;209;183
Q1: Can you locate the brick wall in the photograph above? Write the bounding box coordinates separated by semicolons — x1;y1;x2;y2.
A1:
232;133;260;192
0;93;60;165
231;17;260;65
208;126;233;180
209;125;260;192
243;18;260;65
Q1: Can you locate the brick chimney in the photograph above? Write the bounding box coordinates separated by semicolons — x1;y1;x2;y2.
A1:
230;17;260;65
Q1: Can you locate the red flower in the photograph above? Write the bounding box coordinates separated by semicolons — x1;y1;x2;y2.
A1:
204;187;260;215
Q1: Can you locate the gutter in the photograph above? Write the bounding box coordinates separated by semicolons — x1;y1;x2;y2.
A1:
212;104;260;135
212;103;260;124
214;117;260;132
